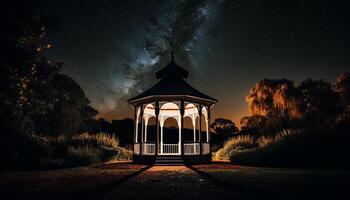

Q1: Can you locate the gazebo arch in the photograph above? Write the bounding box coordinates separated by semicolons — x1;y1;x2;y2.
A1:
128;52;217;164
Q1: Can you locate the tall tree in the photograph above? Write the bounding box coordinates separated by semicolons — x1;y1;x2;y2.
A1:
0;1;61;136
0;0;62;167
297;79;343;127
246;79;301;120
0;1;97;168
37;74;98;136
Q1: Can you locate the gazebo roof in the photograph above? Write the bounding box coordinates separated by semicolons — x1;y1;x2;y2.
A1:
156;59;189;79
128;55;217;106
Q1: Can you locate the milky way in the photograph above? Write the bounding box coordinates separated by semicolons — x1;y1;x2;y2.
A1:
42;0;348;124
121;0;219;103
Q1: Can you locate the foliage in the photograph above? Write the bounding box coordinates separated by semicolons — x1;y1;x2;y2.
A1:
80;118;134;146
0;1;98;169
246;79;300;119
242;75;348;135
115;147;133;161
215;135;256;160
240;115;269;137
36;74;98;136
69;132;119;149
234;74;350;169
228;130;350;169
297;79;343;127
334;72;350;107
65;146;102;166
61;133;128;166
210;118;239;146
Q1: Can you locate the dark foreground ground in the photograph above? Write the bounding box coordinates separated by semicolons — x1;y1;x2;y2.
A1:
0;161;349;200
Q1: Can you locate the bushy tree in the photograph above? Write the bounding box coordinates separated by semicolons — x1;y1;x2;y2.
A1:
210;118;238;145
0;3;60;135
0;1;62;167
297;79;343;127
246;79;301;120
0;1;97;169
242;77;346;136
240;115;268;136
36;74;98;136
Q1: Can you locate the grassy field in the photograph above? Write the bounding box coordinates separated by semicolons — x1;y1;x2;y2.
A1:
0;162;349;200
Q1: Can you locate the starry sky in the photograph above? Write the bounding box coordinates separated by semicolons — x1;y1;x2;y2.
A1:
38;0;348;125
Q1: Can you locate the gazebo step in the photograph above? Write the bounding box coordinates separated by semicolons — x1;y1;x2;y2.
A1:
155;155;184;165
155;156;183;160
154;163;184;166
155;159;184;163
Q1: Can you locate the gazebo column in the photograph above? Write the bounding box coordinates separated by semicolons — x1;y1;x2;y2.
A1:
193;113;196;142
155;101;160;155
206;119;209;142
140;105;144;155
160;118;164;154
180;101;184;156
199;104;203;155
133;106;137;155
144;117;148;142
192;114;196;154
208;107;211;153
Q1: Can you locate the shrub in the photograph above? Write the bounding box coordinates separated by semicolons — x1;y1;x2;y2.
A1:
229;148;259;164
215;135;257;160
257;129;296;148
228;129;350;169
65;146;102;166
115;147;133;161
5;132;131;170
70;132;119;149
95;133;119;148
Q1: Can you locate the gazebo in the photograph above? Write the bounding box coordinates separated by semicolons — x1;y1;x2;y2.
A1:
128;53;217;164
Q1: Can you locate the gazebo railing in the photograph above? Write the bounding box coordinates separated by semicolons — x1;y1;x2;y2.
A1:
135;142;210;155
134;143;140;155
162;144;179;155
202;143;210;155
142;143;155;155
184;143;200;155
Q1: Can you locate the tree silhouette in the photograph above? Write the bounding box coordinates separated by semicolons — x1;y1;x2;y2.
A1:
241;75;349;137
0;1;97;168
297;79;343;127
210;118;239;145
36;74;98;136
335;72;350;108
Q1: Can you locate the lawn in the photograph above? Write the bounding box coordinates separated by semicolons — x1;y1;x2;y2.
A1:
0;162;349;200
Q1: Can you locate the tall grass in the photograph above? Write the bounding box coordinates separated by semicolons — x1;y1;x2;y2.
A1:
218;128;350;169
70;132;119;149
215;129;297;161
65;146;102;166
257;130;296;148
37;132;131;169
215;135;256;160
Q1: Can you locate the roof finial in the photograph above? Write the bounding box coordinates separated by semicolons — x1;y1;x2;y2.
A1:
171;50;174;62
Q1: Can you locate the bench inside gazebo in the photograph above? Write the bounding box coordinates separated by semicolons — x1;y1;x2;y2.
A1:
128;53;217;165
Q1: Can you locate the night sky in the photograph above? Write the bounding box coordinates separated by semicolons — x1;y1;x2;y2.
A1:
38;0;348;125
